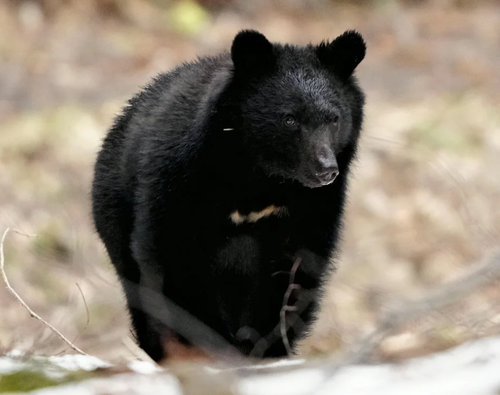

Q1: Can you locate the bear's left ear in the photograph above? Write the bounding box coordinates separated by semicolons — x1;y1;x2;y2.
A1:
231;30;275;77
316;30;366;79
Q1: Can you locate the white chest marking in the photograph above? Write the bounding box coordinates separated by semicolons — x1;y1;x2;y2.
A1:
229;205;288;225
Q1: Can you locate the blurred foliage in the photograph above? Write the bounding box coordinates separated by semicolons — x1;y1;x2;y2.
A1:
9;0;497;18
169;0;209;34
408;94;499;156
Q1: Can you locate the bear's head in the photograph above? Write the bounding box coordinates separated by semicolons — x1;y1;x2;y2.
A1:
222;29;366;189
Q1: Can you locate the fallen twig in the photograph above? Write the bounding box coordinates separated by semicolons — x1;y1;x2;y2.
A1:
280;258;302;356
0;227;88;356
56;282;91;356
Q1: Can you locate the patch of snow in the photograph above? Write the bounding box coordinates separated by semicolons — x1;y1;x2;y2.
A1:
33;384;95;395
247;358;305;370
30;373;183;395
128;360;162;374
238;367;325;395
239;336;500;395
6;349;25;358
205;357;305;374
45;354;111;371
3;336;500;394
0;357;25;374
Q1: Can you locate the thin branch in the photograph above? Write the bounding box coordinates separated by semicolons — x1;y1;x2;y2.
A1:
56;282;91;356
75;282;90;328
250;257;312;358
280;257;302;356
0;227;88;356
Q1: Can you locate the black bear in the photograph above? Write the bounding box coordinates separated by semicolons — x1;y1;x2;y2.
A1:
91;29;366;362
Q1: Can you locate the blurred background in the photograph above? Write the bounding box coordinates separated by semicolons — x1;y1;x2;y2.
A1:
1;0;499;364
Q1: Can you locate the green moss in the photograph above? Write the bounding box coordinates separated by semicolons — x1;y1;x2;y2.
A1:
0;368;98;393
0;370;61;393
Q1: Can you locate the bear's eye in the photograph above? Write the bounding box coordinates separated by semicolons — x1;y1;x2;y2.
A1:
284;116;297;128
332;114;340;125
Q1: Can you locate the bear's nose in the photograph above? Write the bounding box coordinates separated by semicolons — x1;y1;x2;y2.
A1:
313;146;339;183
315;167;339;183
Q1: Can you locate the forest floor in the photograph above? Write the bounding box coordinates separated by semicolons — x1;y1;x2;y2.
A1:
1;0;500;368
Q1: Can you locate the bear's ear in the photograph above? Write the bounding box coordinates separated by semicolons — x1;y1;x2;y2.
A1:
316;30;366;79
231;30;275;77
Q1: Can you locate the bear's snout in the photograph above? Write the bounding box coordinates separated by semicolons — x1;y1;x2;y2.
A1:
307;144;339;186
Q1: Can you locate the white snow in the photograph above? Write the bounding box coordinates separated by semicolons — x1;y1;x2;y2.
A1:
1;335;500;394
239;336;500;395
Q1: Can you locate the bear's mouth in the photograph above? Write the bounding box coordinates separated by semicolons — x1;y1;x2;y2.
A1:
298;171;339;188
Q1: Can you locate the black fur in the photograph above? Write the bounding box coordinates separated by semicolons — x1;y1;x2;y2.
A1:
91;30;366;361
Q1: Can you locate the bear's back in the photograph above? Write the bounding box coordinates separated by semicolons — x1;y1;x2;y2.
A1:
98;53;231;194
127;54;231;138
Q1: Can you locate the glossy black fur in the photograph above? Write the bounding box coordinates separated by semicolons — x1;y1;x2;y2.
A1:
91;30;366;361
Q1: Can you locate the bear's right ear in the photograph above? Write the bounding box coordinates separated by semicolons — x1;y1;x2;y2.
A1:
316;30;366;79
231;30;275;77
